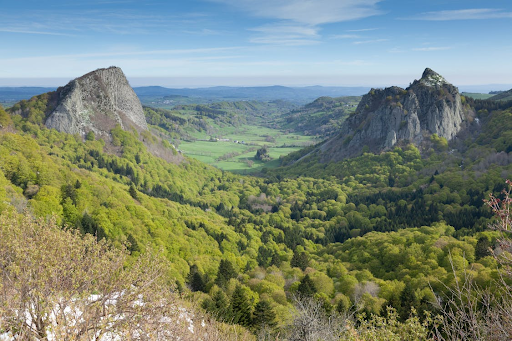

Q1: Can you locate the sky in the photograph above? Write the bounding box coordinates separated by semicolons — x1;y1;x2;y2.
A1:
1;0;512;88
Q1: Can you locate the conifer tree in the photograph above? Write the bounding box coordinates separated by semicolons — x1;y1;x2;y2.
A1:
129;183;139;200
230;285;253;327
203;289;231;321
297;274;317;297
215;259;237;287
253;300;277;329
291;250;309;271
475;236;491;260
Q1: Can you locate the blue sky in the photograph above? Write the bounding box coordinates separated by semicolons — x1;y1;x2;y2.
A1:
1;0;512;88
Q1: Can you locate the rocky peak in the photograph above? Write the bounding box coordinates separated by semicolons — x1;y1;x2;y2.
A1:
319;68;468;161
411;68;449;88
45;67;148;139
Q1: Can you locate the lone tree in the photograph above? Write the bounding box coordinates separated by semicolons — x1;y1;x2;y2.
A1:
255;146;271;161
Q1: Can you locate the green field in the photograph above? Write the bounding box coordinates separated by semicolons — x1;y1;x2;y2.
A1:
179;123;316;174
461;92;494;100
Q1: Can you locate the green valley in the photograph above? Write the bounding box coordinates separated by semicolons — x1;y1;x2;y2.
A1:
1;68;512;340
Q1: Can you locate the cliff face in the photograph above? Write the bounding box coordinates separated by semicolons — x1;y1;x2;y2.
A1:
320;68;466;161
45;67;148;138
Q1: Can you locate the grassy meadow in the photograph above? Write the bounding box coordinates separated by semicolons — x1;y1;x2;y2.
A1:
179;123;317;174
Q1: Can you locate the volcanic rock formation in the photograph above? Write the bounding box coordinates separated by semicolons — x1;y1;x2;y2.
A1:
45;67;148;138
319;68;466;161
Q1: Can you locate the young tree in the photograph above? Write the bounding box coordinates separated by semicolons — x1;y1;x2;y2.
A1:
0;214;181;340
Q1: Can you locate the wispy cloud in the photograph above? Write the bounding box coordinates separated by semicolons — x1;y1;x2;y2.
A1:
347;28;379;32
249;23;320;46
330;34;361;39
407;8;512;21
387;47;405;53
210;0;383;45
412;46;452;51
353;39;388;45
0;10;211;37
0;28;76;37
212;0;383;25
182;28;223;36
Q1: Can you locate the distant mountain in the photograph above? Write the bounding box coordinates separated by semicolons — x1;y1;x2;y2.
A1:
308;68;471;162
0;87;56;104
489;88;512;101
134;85;370;104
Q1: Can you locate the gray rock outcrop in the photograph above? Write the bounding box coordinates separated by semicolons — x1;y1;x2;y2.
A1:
319;68;466;161
45;67;148;138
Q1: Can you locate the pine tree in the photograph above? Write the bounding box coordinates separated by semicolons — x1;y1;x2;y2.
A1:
190;272;205;292
291;250;309;271
230;285;253;327
215;259;237;287
187;264;206;292
253;300;276;329
297;274;316;297
399;285;416;321
475;236;491;260
270;251;282;267
202;290;231;322
129;183;139;200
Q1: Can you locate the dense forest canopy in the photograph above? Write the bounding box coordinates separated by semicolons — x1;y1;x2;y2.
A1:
0;88;512;339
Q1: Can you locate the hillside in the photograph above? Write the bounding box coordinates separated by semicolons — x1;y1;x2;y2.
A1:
1;67;512;339
276;96;360;137
489;88;512;101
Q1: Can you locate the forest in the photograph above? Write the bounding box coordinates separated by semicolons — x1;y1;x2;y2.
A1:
0;91;512;339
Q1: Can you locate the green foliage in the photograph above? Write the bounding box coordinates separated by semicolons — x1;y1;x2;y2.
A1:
290;250;309;271
430;134;448;151
216;259;238;288
128;183;139;200
252;300;277;329
85;130;95;141
0;104;12;128
0;93;511;336
475;236;491;260
230;285;253;327
297;274;317;297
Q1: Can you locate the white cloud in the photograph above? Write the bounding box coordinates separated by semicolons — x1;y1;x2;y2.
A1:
210;0;383;45
347;28;379;32
211;0;383;25
387;47;405;53
353;39;388;45
412;47;452;51
249;23;320;46
408;8;512;21
330;34;361;39
0;28;76;36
